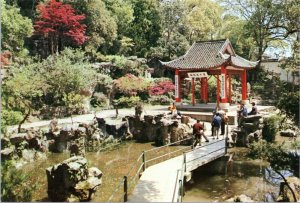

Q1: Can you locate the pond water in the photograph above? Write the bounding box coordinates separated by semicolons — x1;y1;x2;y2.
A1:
21;140;184;202
21;144;287;202
184;149;279;202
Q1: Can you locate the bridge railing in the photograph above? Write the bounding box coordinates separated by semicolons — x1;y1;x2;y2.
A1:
173;123;229;202
107;124;229;202
107;137;193;202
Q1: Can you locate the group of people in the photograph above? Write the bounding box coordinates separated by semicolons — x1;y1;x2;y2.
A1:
169;101;258;147
238;102;258;126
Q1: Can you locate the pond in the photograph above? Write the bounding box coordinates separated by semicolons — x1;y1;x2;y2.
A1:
183;148;280;202
21;140;185;202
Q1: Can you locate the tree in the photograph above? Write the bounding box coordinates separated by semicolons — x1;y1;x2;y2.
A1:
127;0;162;57
103;0;134;36
218;14;255;59
183;0;222;43
221;0;300;64
34;0;87;54
3;63;45;133
38;48;97;109
149;0;189;60
1;0;33;53
82;0;118;55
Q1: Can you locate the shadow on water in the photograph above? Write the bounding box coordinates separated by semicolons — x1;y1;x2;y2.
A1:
183;151;281;202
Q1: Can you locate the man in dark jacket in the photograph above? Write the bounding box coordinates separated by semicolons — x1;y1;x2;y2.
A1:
212;113;222;139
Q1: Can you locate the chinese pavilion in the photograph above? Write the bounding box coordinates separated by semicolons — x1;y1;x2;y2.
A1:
161;39;258;109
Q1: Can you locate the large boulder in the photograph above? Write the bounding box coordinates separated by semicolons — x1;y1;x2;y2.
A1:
10;133;26;145
1;147;15;161
46;156;102;202
280;129;296;137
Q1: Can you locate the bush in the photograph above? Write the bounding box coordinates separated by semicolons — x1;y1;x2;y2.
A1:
114;74;151;98
148;95;173;105
149;79;175;96
1;108;23;134
90;92;108;107
277;92;300;123
1;161;36;202
262;115;282;142
113;96;141;108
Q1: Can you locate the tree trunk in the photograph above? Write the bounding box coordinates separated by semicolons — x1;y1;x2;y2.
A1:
18;109;31;133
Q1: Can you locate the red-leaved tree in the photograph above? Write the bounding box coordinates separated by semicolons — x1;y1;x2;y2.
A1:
149;80;175;96
34;0;87;54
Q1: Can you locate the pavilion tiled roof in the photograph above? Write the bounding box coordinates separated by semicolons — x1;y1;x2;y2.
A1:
161;39;258;69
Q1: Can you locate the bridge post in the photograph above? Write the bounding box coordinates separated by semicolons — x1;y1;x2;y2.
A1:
142;151;146;171
124;176;128;202
183;152;186;172
225;123;229;154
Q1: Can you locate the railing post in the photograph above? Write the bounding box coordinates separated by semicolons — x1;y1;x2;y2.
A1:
183;152;186;173
124;176;128;202
192;136;194;150
178;180;182;202
180;179;184;202
225;123;228;154
142;151;146;171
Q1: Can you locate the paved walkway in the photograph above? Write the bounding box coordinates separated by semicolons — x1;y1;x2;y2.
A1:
7;105;168;133
130;138;226;202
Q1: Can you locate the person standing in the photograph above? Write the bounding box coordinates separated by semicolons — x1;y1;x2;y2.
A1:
220;112;228;136
238;103;248;127
212;112;222;139
193;120;209;147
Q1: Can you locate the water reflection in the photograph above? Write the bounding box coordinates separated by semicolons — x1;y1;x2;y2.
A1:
184;159;279;202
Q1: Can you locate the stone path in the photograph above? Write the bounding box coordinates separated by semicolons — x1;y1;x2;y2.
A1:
7;105;168;133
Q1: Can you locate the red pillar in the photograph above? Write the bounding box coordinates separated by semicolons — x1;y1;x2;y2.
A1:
192;78;195;106
229;74;232;104
220;66;227;103
241;69;247;101
204;77;208;103
200;78;204;101
217;74;220;106
175;69;181;102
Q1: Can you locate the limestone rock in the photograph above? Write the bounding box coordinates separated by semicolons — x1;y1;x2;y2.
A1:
1;136;10;148
46;156;102;202
280;129;296;137
10;133;26;145
1;147;15;161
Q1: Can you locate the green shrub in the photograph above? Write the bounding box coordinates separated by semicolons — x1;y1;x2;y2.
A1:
91;92;108;107
1;108;23;134
148;95;173;105
277;92;300;123
113;96;141;108
1;161;36;202
262;115;282;142
114;74;151;98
